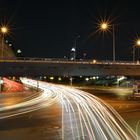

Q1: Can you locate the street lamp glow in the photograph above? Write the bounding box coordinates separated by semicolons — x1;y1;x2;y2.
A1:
85;77;89;81
50;77;54;80
93;59;96;64
100;22;108;30
136;39;140;46
98;20;116;62
1;26;8;34
133;39;140;62
71;47;76;52
17;49;22;54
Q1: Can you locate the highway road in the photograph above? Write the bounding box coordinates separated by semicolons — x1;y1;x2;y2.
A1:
0;79;139;140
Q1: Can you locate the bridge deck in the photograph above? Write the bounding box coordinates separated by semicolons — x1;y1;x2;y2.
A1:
0;58;140;76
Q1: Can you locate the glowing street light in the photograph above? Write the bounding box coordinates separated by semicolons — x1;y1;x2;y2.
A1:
133;39;140;62
17;49;22;57
0;26;8;59
1;26;8;34
99;21;116;62
17;49;22;54
0;26;8;92
100;22;108;30
93;59;97;64
137;39;140;62
50;77;54;80
136;39;140;46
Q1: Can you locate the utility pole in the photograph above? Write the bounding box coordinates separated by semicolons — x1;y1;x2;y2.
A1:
74;35;80;60
112;25;115;62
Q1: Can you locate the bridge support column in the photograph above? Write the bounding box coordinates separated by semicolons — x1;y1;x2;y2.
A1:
70;77;73;86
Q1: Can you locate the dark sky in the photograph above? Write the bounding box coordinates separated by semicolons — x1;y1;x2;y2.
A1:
1;0;140;60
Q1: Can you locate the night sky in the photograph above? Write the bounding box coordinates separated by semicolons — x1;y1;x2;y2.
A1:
1;0;140;60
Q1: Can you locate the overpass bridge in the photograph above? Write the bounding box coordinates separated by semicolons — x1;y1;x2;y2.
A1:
0;57;140;76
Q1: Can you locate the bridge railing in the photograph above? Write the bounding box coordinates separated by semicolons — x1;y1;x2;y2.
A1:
0;57;140;65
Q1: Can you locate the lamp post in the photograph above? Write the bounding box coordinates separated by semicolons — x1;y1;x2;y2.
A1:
0;26;8;92
112;25;115;62
100;22;116;62
133;45;136;62
74;35;80;60
135;39;140;62
1;26;8;59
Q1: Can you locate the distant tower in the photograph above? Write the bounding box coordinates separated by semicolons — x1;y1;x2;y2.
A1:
70;35;80;60
17;49;22;57
70;47;76;60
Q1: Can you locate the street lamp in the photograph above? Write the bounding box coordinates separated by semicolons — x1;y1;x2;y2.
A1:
137;39;140;46
0;26;8;92
100;22;116;62
100;22;108;30
133;39;140;62
1;26;8;59
1;27;8;34
133;45;135;62
74;35;80;60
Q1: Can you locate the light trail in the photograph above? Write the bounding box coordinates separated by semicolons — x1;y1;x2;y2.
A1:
0;78;61;119
0;78;139;140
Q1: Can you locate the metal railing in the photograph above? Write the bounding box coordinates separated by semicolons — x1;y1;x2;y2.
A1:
0;57;140;65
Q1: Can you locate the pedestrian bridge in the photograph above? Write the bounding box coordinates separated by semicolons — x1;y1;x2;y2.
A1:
0;57;140;76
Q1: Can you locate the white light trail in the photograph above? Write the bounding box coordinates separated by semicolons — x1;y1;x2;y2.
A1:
0;78;139;140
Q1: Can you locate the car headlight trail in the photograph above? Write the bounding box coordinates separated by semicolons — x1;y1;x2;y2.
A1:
0;78;138;140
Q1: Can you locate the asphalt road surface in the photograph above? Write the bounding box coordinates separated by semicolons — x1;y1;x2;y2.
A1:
0;79;139;140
